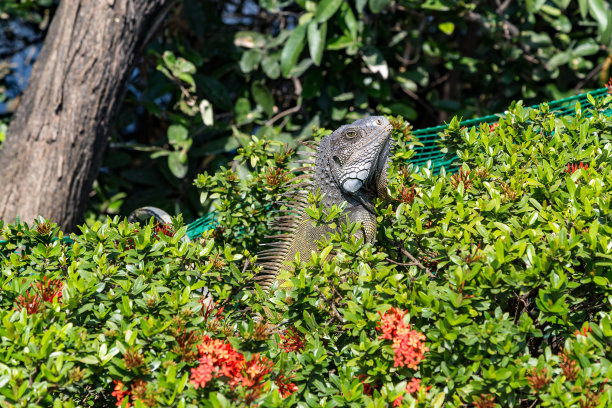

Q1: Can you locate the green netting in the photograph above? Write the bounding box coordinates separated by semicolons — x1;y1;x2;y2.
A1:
186;87;611;239
186;211;218;239
410;87;611;170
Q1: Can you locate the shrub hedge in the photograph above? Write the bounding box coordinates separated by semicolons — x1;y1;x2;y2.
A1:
1;95;612;407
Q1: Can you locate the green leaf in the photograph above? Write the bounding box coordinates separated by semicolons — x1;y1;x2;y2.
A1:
438;22;455;35
432;392;446;408
239;49;262;73
362;45;388;79
355;0;367;13
234;98;252;124
261;55;281;79
526;0;546;13
314;0;343;22
593;276;609;286
234;31;266;49
341;2;358;40
199;99;214;126
168;152;188;179
573;39;600;56
251;82;275;117
602;9;612;45
578;0;588;18
588;0;608;29
307;21;327;66
167;124;188;145
369;0;390;13
281;24;308;77
495;239;505;263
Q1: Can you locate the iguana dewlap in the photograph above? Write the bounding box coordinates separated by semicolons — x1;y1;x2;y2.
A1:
256;116;394;291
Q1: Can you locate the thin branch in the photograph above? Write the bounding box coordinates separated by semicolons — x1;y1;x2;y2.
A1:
313;285;343;324
399;247;435;277
265;77;302;126
496;0;513;14
265;104;301;127
574;61;604;91
385;257;418;267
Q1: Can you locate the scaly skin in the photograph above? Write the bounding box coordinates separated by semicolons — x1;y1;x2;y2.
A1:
256;116;394;291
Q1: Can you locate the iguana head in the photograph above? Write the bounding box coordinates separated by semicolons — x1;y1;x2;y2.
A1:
325;116;393;194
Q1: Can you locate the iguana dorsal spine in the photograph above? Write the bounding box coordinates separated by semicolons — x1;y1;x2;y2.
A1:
256;116;394;291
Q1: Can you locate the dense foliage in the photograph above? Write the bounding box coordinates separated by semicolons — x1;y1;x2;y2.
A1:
2;93;612;406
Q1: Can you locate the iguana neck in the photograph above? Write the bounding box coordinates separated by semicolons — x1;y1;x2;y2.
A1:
314;137;359;207
314;136;375;209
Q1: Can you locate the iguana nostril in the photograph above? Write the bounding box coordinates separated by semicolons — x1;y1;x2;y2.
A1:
333;155;342;165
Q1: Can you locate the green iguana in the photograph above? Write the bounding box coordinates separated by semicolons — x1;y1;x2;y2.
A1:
255;116;394;291
128;116;395;293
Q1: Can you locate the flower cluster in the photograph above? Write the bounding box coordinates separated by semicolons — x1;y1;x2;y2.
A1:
189;335;297;400
111;379;157;407
154;221;175;237
111;380;131;407
392;378;424;407
574;324;592;338
526;367;550;392
377;307;429;405
275;374;299;397
14;276;63;314
450;168;473;190
566;162;588;174
279;327;305;353
397;184;416;204
377;307;428;369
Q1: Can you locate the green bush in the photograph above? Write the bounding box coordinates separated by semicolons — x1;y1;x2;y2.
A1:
2;95;612;407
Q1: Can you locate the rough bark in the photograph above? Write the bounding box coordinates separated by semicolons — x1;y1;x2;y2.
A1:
0;0;175;231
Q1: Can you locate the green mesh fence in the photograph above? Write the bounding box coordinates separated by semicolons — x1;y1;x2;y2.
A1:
410;87;611;171
185;87;611;239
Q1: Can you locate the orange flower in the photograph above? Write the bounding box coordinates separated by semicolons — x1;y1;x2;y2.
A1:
392;325;428;369
111;380;131;408
36;276;64;303
393;378;427;406
377;307;406;340
405;377;421;394
574;325;592;338
237;354;274;388
377;307;428;369
279;327;305;353
190;355;214;389
15;291;43;314
275;374;298;398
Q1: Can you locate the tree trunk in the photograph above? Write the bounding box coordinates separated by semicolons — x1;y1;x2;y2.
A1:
0;0;174;231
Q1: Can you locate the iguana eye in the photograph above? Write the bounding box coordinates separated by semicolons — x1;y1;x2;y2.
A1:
345;129;357;138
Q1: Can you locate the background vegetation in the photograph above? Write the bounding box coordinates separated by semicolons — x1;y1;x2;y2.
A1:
1;0;612;224
1;98;612;406
1;3;612;404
